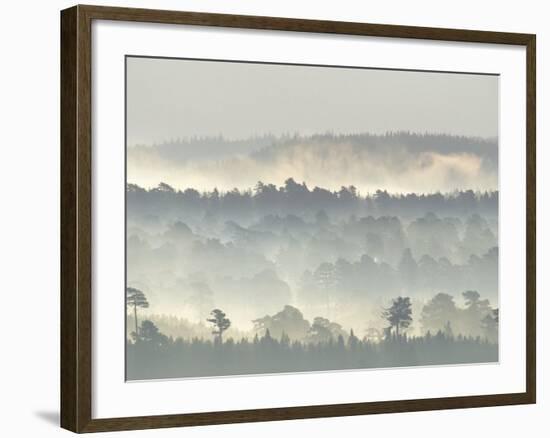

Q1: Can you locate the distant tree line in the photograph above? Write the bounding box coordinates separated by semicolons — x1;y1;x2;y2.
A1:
126;321;497;380
301;246;497;316
130;131;497;168
253;131;497;162
126;288;498;380
127;180;498;220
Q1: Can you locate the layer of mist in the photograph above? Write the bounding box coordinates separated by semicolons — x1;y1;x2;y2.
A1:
128;132;498;194
126;181;498;335
126;132;499;379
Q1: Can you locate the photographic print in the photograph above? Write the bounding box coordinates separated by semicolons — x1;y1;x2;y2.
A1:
125;56;499;380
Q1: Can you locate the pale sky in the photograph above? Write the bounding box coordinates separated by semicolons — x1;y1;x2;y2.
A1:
126;56;498;146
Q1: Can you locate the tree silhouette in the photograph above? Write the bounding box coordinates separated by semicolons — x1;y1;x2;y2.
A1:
252;305;310;340
308;317;334;343
207;309;231;343
462;290;492;336
126;287;149;341
463;290;481;307
137;319;168;346
383;296;413;337
481;308;499;343
308;316;346;343
420;293;457;334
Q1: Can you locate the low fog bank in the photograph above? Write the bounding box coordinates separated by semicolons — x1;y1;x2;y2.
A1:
127;132;498;194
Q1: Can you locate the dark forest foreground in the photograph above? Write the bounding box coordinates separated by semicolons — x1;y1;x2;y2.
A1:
126;332;498;380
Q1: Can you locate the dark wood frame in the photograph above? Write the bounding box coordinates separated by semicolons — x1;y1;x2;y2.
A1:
61;4;536;433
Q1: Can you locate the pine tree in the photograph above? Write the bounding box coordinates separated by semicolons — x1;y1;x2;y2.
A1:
126;287;149;341
383;296;413;337
207;309;231;343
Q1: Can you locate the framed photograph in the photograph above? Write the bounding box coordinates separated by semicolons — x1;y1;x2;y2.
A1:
60;4;536;433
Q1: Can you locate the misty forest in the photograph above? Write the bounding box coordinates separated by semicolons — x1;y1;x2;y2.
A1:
126;132;499;380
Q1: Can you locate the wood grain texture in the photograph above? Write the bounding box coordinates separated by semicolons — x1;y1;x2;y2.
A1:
61;5;93;432
60;5;78;432
60;4;537;433
525;34;536;404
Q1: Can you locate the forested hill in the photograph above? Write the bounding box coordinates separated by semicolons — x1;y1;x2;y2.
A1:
127;132;498;195
252;132;497;164
129;132;497;164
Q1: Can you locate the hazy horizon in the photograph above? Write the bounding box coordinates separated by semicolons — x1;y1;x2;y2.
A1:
127;57;498;194
127;131;498;194
127;57;499;145
127;130;498;148
126;56;499;380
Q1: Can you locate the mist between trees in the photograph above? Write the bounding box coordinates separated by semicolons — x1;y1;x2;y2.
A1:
127;132;498;194
127;180;497;329
126;170;499;378
126;294;498;380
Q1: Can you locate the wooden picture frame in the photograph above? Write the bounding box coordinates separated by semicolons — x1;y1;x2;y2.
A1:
61;4;536;433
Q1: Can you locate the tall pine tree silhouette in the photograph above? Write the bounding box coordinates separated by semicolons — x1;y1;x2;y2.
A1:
207;309;231;343
126;287;149;341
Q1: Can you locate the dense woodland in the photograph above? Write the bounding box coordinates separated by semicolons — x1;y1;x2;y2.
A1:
126;133;499;379
127;179;498;221
128;132;498;196
127;181;498;329
126;291;498;379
